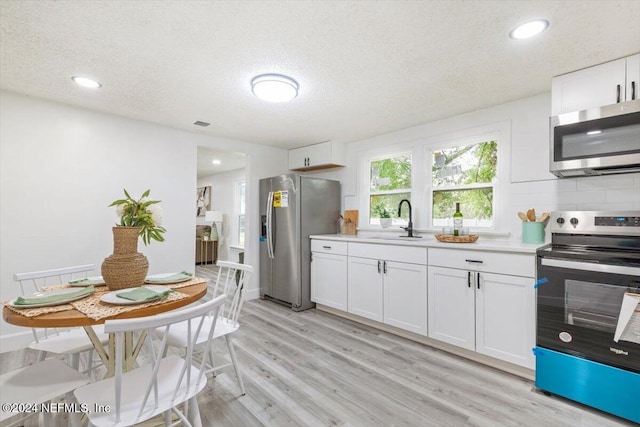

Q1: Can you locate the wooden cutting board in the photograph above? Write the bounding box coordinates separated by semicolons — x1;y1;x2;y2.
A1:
344;210;358;227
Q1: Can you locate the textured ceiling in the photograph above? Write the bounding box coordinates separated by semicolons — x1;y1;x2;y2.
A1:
1;1;639;149
197;147;245;178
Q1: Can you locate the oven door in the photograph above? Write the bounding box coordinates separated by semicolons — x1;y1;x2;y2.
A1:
537;256;640;373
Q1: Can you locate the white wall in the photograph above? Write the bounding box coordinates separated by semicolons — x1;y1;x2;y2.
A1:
312;92;640;241
197;168;246;260
0;91;287;349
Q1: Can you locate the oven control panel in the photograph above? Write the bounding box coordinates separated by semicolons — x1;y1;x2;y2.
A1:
594;216;640;227
551;211;640;236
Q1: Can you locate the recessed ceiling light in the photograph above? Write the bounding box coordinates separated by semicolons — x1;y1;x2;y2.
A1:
71;76;102;88
509;19;549;40
251;74;298;102
212;159;222;165
587;130;602;135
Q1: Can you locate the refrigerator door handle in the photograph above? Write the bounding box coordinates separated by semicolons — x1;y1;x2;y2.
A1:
266;191;275;259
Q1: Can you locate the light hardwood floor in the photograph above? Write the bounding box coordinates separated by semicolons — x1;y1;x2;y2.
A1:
1;265;633;426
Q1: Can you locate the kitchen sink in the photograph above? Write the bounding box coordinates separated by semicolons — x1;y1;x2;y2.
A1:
369;236;424;241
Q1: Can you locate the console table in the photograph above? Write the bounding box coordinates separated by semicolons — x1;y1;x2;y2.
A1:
196;237;218;265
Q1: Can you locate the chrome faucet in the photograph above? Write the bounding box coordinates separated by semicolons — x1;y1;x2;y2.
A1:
397;199;420;238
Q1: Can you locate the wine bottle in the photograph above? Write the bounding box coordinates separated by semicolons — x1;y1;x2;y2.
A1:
453;202;463;236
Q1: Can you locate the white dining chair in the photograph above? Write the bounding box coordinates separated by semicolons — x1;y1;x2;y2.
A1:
156;261;253;396
0;359;90;427
14;265;109;373
74;293;226;427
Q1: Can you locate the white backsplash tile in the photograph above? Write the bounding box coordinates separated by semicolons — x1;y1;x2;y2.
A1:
556;179;577;193
576;174;639;191
577;203;637;211
557;190;606;205
605;188;640;204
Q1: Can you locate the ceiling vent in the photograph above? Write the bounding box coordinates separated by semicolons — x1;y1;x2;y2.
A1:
193;121;210;127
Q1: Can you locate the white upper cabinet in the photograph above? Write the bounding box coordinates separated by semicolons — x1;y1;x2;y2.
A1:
289;141;345;171
551;54;639;115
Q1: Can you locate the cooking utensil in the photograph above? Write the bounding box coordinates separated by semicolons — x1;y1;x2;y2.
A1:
527;209;536;222
517;212;528;222
538;212;550;222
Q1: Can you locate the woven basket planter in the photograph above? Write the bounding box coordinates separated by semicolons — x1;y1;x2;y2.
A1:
101;226;149;290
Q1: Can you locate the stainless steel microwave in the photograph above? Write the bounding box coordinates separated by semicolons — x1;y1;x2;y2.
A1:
549;99;640;177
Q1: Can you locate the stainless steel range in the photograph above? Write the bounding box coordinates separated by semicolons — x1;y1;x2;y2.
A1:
535;211;640;423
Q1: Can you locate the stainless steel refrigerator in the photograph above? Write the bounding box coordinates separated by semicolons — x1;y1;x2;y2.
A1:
260;174;341;311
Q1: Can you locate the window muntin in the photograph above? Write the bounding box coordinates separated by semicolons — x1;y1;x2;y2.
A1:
431;140;497;228
368;154;411;225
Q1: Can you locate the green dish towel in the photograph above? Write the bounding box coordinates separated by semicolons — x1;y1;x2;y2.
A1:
145;271;192;284
116;287;174;302
14;286;95;306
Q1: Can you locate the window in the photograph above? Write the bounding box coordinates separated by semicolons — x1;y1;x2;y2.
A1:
237;181;246;246
368;153;412;225
430;137;497;229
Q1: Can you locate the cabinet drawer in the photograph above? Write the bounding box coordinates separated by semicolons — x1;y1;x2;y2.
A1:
348;243;427;264
428;248;534;278
311;239;348;256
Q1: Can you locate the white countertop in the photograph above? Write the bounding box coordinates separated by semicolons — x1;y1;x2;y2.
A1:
310;234;544;254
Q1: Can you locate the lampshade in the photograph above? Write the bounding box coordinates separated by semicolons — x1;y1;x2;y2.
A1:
205;210;223;223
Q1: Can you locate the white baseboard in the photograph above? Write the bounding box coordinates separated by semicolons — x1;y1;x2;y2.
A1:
244;287;261;300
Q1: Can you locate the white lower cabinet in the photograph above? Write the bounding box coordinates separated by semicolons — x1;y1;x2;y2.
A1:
347;257;384;322
475;272;534;367
383;261;428;335
428;250;536;369
347;246;428;335
311;240;348;311
311;252;348;311
428;267;475;350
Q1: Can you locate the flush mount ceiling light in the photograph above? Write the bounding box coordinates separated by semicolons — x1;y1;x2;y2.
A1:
212;159;222;165
251;74;298;102
71;76;102;88
509;19;549;40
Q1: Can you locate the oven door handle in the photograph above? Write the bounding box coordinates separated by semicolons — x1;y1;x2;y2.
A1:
541;258;640;276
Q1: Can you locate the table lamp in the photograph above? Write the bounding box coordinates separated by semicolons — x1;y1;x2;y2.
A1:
205;210;223;241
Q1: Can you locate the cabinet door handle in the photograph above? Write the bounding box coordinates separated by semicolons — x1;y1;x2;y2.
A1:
616;84;621;103
322;245;332;249
465;259;483;264
467;271;471;288
377;260;381;274
383;261;387;274
632;81;636;100
477;272;481;289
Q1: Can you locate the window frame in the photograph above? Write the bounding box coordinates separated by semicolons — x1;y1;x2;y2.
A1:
364;150;413;227
358;121;509;234
425;127;507;232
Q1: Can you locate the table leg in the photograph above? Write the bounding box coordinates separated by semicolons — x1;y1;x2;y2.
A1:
83;326;112;375
83;327;148;378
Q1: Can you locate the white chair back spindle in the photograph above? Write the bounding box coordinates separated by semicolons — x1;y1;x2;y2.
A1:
76;294;226;426
14;265;93;343
213;260;253;325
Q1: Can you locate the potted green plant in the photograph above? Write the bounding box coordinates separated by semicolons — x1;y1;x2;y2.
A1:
373;203;392;228
102;189;166;290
